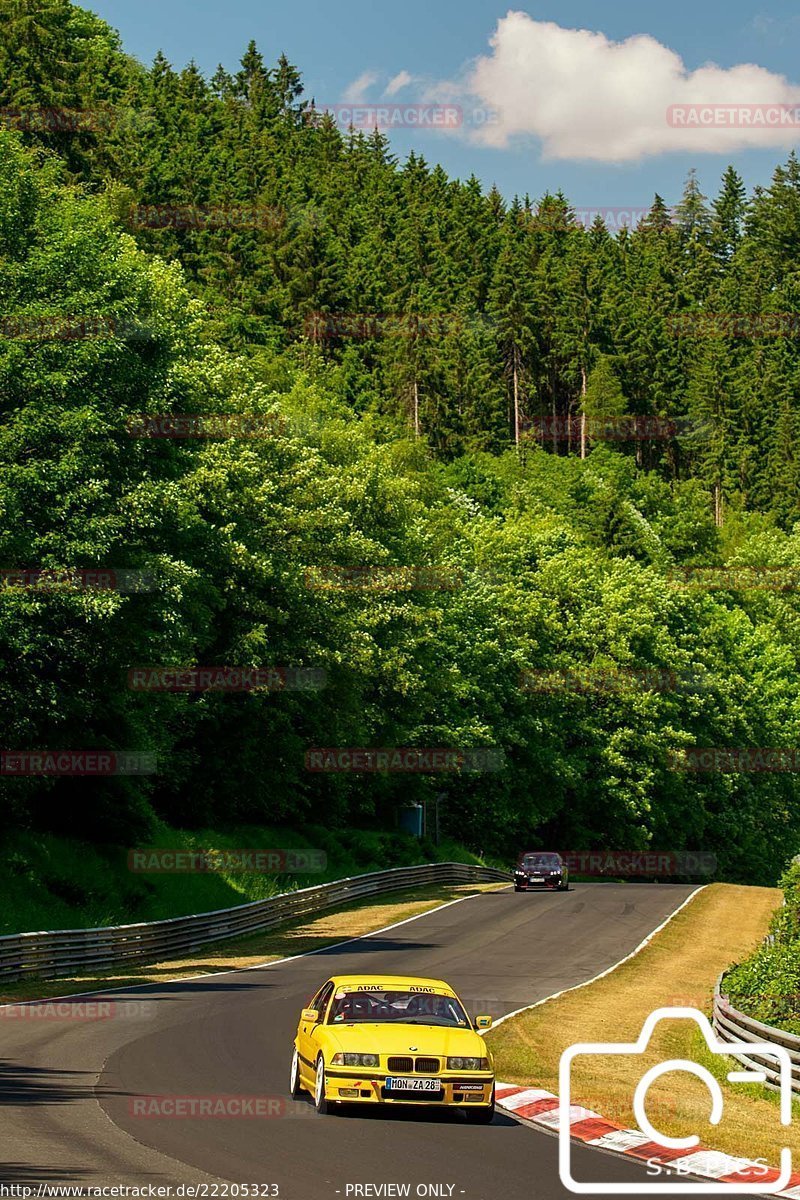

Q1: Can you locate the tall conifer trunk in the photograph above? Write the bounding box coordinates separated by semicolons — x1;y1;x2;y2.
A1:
513;356;520;448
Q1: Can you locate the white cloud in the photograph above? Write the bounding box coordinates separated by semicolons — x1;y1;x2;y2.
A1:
342;71;379;104
434;11;800;161
384;70;414;97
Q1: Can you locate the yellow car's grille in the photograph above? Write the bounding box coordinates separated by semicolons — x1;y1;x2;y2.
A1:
414;1057;440;1074
386;1056;440;1073
387;1056;414;1073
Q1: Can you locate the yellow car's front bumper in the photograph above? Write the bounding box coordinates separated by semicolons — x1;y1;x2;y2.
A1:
322;1070;495;1106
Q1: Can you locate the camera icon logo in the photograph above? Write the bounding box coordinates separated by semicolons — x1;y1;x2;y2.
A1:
558;1007;793;1194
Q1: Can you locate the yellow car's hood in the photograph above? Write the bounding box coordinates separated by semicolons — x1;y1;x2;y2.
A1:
325;1022;489;1058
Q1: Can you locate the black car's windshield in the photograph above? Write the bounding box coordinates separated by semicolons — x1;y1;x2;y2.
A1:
521;854;561;869
327;989;470;1027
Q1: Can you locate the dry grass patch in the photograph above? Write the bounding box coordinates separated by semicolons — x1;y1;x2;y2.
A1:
488;883;796;1165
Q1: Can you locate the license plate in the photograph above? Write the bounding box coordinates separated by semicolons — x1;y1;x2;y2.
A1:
385;1077;441;1091
532;876;545;883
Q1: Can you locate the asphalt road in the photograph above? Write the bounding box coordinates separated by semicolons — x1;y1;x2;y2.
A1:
0;884;765;1200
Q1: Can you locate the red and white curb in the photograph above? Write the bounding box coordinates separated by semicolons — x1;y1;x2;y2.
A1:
496;1083;800;1195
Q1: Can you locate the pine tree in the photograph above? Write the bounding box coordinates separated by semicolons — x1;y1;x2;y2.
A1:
746;153;800;275
272;52;305;119
675;169;712;244
488;215;538;449
711;166;746;262
235;40;268;105
530;193;577;453
581;356;627;454
638;193;674;238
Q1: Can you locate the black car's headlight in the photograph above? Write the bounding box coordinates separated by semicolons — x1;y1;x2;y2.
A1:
331;1052;379;1067
447;1056;490;1071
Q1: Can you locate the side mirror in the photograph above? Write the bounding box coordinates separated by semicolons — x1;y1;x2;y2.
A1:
475;1015;492;1030
301;1008;319;1023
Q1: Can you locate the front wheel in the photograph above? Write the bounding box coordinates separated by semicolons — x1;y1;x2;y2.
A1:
314;1055;330;1114
290;1046;302;1097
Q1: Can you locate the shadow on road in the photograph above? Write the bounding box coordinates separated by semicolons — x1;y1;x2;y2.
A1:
0;1164;92;1184
336;1103;519;1127
289;1092;519;1128
314;937;435;956
0;1059;130;1107
131;979;272;994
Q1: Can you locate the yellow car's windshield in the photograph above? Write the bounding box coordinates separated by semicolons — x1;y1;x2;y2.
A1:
328;989;470;1027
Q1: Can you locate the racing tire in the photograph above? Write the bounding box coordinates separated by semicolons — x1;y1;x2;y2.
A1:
514;885;524;892
314;1054;331;1115
290;1046;302;1098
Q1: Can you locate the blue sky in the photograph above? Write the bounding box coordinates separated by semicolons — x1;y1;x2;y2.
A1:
90;1;800;212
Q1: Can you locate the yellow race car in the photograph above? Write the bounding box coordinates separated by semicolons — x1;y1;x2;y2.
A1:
290;973;495;1122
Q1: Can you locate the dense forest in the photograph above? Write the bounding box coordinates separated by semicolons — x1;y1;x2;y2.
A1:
2;0;800;882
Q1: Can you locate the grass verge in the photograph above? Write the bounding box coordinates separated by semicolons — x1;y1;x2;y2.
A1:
0;824;489;934
487;882;795;1166
0;881;506;1005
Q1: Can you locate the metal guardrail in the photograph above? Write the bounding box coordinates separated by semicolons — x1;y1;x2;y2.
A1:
0;862;509;983
713;975;800;1094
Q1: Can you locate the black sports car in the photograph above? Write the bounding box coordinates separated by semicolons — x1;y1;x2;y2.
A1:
513;851;569;891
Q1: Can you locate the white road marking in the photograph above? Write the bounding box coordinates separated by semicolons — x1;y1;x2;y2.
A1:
491;885;705;1029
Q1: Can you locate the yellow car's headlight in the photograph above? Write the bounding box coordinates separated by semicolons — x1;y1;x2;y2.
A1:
331;1052;379;1067
447;1057;490;1071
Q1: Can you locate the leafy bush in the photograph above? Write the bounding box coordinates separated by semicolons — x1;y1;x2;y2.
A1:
723;861;800;1033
